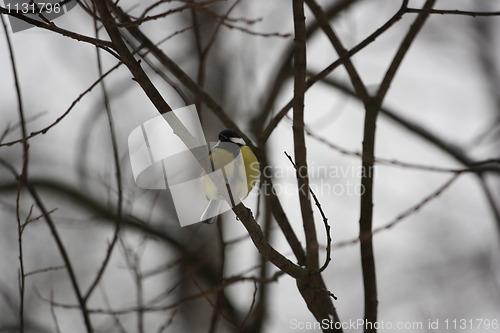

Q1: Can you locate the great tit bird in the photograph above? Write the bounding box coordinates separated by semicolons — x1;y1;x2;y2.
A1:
200;129;259;224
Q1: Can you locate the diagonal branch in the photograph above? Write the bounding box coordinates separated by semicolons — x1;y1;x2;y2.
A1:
93;1;172;114
284;152;332;273
27;185;94;333
92;0;203;157
0;6;117;57
305;0;370;103
375;0;436;107
334;173;461;249
255;0;363;130
108;3;249;146
262;1;408;142
232;203;307;279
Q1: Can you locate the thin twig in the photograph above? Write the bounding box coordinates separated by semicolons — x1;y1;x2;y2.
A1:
2;14;28;333
156;309;178;333
37;267;282;315
211;19;291;38
187;268;238;329
299;117;499;174
83;7;124;302
0;62;122;148
99;284;128;333
20;207;57;232
284;151;332;273
200;6;263;24
25;265;66;277
0;6;118;57
117;0;221;27
27;185;94;332
334;173;461;249
406;7;500;17
50;290;62;333
239;281;259;329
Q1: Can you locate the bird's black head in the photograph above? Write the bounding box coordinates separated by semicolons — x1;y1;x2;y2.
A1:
218;129;246;146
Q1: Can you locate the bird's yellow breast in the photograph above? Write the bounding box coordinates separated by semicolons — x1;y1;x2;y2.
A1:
201;145;259;200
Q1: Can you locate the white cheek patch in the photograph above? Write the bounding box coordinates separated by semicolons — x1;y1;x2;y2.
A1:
230;137;246;146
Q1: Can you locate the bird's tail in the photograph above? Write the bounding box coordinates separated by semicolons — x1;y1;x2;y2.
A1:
200;199;223;224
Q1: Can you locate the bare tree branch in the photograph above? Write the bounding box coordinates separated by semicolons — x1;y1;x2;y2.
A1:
0;5;118;57
83;9;123;302
232;203;307;280
359;2;435;330
108;3;248;145
334;173;461;249
292;0;317;271
1;14;28;333
305;0;370;103
0;62;122;148
254;0;363;130
406;7;500;17
261;2;408;142
27;185;94;332
284;151;332;273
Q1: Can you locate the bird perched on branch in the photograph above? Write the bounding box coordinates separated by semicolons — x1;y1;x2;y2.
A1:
200;129;259;224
